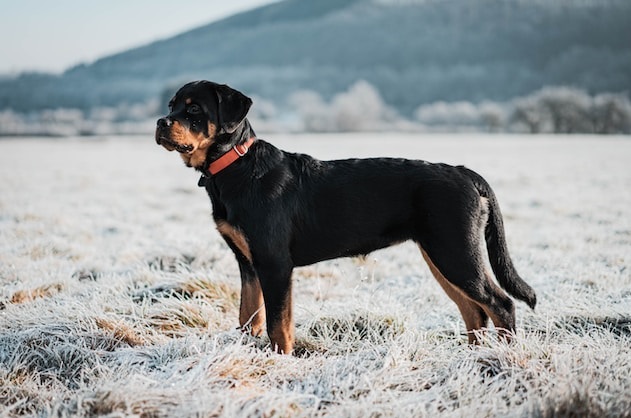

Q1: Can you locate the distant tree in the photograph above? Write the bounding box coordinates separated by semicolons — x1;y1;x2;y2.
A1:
39;109;84;125
414;101;479;128
249;96;277;121
0;110;23;135
509;87;631;134
287;90;334;132
510;96;549;133
591;93;631;134
289;81;397;132
535;87;592;133
478;101;506;132
332;81;393;132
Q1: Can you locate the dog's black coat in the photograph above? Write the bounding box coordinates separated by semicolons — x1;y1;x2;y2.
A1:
157;81;536;353
205;147;473;266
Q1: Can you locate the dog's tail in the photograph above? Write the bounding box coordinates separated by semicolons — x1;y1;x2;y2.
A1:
462;167;537;310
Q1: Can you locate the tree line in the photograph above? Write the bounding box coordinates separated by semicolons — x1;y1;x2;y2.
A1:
287;83;631;134
1;82;629;136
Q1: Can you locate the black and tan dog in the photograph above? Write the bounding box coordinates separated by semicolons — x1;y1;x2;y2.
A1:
155;80;536;354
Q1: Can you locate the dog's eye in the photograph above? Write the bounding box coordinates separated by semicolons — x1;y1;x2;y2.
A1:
187;104;201;115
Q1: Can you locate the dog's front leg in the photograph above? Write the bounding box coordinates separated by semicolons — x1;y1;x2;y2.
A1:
215;220;267;337
237;260;266;336
255;258;294;354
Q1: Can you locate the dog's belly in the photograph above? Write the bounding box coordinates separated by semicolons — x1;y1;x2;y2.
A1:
289;199;416;266
290;228;408;267
292;232;405;266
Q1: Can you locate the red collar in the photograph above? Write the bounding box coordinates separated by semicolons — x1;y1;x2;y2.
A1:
208;137;256;175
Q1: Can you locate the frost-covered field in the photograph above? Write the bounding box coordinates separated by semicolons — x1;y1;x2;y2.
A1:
1;134;630;417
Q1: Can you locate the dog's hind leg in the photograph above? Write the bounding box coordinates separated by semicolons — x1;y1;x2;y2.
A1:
419;239;516;342
420;248;488;343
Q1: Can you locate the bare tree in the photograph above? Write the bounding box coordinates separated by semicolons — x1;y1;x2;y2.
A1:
414;101;479;128
510;96;549;133
592;93;631;134
287;90;334;132
332;81;392;132
479;101;506;132
535;87;592;133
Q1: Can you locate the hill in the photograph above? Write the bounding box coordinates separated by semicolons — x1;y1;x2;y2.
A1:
1;0;630;115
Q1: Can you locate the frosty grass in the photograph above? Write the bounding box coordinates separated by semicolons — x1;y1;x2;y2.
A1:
1;134;630;417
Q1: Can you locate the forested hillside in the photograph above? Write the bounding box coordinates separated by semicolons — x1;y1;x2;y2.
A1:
1;0;629;116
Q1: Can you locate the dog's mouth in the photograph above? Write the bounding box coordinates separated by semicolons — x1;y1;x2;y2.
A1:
157;136;195;154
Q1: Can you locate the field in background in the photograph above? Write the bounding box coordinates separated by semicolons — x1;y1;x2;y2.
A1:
1;134;630;416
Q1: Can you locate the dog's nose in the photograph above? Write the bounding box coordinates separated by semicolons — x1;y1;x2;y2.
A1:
157;117;172;128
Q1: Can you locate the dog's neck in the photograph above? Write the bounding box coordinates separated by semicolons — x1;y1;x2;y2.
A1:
200;119;256;174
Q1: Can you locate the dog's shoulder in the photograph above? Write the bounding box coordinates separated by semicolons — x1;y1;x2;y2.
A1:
250;140;323;179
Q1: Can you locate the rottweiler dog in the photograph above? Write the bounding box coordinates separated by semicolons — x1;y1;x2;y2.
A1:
155;80;536;354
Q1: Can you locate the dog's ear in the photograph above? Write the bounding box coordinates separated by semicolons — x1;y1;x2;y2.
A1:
214;84;252;134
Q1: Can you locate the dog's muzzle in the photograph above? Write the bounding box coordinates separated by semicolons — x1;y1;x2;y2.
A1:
155;118;194;153
157;117;173;129
155;117;172;145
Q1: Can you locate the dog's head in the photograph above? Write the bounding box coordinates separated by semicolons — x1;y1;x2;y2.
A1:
155;81;252;168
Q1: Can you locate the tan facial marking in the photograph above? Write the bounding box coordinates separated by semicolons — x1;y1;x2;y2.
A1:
240;279;266;336
207;121;217;139
182;136;212;168
165;121;217;168
185;98;192;105
169;120;190;143
185;122;217;168
216;220;252;263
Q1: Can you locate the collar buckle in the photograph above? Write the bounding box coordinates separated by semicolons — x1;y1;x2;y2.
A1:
234;143;249;157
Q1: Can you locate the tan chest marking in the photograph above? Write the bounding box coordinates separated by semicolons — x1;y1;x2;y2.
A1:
216;220;252;263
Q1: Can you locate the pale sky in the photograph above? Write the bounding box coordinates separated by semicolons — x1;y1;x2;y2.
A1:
0;0;278;75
